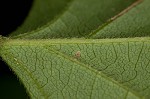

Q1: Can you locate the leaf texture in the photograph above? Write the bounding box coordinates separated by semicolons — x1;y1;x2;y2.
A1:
90;0;150;38
0;0;150;99
10;0;72;36
11;0;137;39
1;38;150;99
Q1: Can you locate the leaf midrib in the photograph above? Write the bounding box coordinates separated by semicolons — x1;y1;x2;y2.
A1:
2;37;150;46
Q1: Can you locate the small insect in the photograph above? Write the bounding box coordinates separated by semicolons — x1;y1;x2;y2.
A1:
75;51;81;59
14;58;19;65
14;58;17;61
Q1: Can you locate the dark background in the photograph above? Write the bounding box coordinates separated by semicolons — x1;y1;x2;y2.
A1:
0;0;33;98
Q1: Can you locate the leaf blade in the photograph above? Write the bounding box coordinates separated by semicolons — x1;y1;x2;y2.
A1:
11;0;137;39
91;0;150;38
1;38;150;98
10;0;72;36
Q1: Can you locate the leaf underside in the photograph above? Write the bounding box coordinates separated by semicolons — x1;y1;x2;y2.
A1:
0;0;150;99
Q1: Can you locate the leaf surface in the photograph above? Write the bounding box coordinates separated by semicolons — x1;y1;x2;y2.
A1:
90;0;150;38
10;0;72;36
1;38;150;99
0;0;150;99
11;0;137;39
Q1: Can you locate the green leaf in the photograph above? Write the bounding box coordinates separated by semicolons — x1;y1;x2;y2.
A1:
90;0;150;38
1;0;150;99
10;0;72;36
11;0;137;39
1;38;150;99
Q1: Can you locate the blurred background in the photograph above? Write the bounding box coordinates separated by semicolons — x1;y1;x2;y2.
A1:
0;0;33;98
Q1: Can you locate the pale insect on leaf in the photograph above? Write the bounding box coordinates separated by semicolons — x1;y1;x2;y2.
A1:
75;51;81;59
